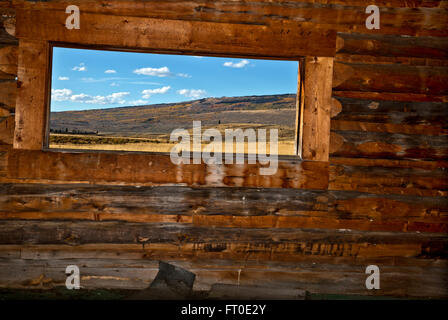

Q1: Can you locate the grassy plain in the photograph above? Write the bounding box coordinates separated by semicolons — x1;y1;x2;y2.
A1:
49;94;297;155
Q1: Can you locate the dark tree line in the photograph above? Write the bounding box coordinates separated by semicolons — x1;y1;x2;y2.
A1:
50;128;98;135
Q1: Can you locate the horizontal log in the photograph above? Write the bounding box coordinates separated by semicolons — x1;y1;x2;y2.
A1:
332;120;446;136
336;33;448;59
0;184;329;217
0;145;10;180
330;157;448;170
11;1;448;37
330;163;448;197
332;97;448;128
0;257;446;297
0;106;11;117
335;53;448;67
6;150;329;189
0;80;16;110
0;70;15;81
12;0;448;11
0;115;14;145
333;62;448;95
0;184;447;233
0;45;17;75
15;9;336;58
0;221;446;260
333;91;448;103
2;245;446;270
0;25;17;45
330;130;448;161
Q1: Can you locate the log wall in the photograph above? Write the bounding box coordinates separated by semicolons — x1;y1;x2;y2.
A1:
0;0;447;298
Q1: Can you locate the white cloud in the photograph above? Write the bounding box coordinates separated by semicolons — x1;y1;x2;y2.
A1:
51;88;73;101
81;77;122;83
104;69;116;74
51;88;129;105
70;93;91;103
58;76;69;81
177;89;206;99
110;82;119;87
130;81;162;85
142;86;171;99
128;99;149;106
72;63;87;72
177;73;191;78
223;59;250;68
133;66;172;77
107;92;130;104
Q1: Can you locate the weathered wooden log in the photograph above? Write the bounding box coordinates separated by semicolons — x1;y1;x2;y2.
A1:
330;165;448;198
336;33;448;59
333;62;448;95
0;221;446;259
0;80;16;110
0;115;14;145
0;256;446;297
6;150;329;189
0;24;17;45
11;1;448;37
15;9;336;58
335;53;448;67
331;97;448;127
330;130;448;161
0;45;17;75
13;39;48;150
332;91;448;103
301;56;333;161
0;184;447;233
329;157;448;197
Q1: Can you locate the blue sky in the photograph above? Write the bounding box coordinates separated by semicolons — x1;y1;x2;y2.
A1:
51;47;298;112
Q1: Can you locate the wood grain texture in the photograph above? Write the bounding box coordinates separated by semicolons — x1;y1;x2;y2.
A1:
301;56;333;161
330;161;448;197
329;97;448;161
0;256;446;297
0;22;17;45
0;80;16;110
11;0;448;10
11;0;448;37
335;53;448;67
0;45;17;75
15;9;336;58
1;184;446;233
0;220;445;254
333;62;448;95
331;97;448;127
330;130;448;160
0;115;14;145
6;150;329;189
336;33;448;59
1;0;448;298
13;39;48;150
332;91;448;103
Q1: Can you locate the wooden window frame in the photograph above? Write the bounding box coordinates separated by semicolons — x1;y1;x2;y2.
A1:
9;8;335;189
43;42;305;159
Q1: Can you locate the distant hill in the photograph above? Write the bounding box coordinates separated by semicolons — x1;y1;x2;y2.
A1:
50;93;297;139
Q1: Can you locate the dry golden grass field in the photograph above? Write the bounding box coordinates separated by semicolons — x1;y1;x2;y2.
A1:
49;134;296;155
49;94;298;156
